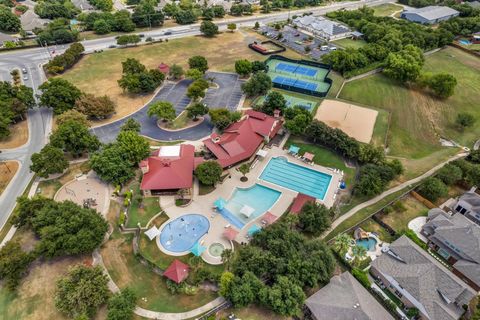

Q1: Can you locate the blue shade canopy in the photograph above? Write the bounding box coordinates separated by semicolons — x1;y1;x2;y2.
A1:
248;224;261;236
214;197;227;210
190;241;206;256
288;145;300;154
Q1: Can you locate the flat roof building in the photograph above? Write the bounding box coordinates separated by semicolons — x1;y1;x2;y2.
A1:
292;15;351;40
400;6;459;24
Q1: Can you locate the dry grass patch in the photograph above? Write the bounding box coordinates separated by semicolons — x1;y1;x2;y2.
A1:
0;120;28;149
60;30;303;125
0;161;19;196
37;161;91;198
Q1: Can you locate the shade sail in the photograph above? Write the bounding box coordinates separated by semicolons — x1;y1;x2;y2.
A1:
190;241;207;256
288;145;300;154
144;225;160;241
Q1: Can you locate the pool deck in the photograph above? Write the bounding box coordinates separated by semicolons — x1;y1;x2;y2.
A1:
156;146;343;265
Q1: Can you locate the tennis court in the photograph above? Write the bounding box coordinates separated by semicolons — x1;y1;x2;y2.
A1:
256;89;320;112
276;62;318;77
273;76;318;91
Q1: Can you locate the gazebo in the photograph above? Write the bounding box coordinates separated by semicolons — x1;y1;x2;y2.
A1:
163;259;189;284
261;211;278;225
303;152;315;163
158;62;170;74
223;226;239;241
288;145;300;155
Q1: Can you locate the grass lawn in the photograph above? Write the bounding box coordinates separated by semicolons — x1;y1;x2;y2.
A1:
326;71;344;99
339;47;480;160
379;195;428;233
37;161;91;199
0;161;19;196
61;30;303;125
372;3;404;16
126;182;161;228
332;38;368;50
217;305;291;320
0;119;28;149
101;231;218;313
358;218;395;243
285;136;356;187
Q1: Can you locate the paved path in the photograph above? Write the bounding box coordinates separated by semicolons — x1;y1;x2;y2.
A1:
134;297;226;320
323;152;468;238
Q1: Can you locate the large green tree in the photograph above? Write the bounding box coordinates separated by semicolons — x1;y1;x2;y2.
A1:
200;20;218;37
132;0;164;27
234;59;252;77
241;72;272;97
0;6;21;32
426;73;457;98
418;177;448;201
260;91;286;115
116;130;150;164
147;101;176;122
195;160;223;185
186;103;208;120
39;78;82;115
384;44;424;83
298;202;331;236
90;143;136;185
50;120;100;156
188;56;208;73
0;241;34;290
107;288;137;320
74;94;115;120
261;276;306;316
30;144;69;178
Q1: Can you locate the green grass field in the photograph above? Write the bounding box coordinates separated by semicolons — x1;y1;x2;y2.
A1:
126;183;162;228
372;3;404;16
332;38;368;50
339;47;480;160
379;196;428;233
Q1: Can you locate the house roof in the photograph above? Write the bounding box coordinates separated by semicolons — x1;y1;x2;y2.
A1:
140;144;196;190
371;236;476;320
458;191;480;210
290;193;316;213
163;259;189;283
402;6;459;21
467;1;480;8
293;16;350;36
158;63;170;73
305;272;394;320
203;110;281;168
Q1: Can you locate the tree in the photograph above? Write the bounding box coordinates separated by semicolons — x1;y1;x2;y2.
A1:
169;64;184;80
238;163;250;181
50;120;100;156
241;72;272;97
227;23;237;32
147;101;176;122
0;6;21;32
220;249;233;270
55;265;109;318
358;143;385;165
456;112;475;129
116;34;141;46
188;56;208;73
436;163;462;185
298;202;331;236
219;271;234;297
118;59;165;94
174;9;196;24
57;109;89;127
251;61;266;73
186;79;209;100
195;160;223;185
12;195;55;228
254;21;260;29
355;163;396;197
426;73;457;98
261;91;286;115
418;177;448;201
90;144;136;185
89;0;113;11
30;144;68;178
261;276;305;316
209;108;241;130
234;59;252;77
351;245;367;267
116;130;150;164
186;103;208;120
0;241;34;290
93;18;111;34
120;118;141;133
467;150;480;164
333;233;353;256
185;68;203;81
384;44;424;83
75;94;115;120
107;288;137;320
285;113;310;135
39;78;82;115
200;21;218;37
132;0;164;27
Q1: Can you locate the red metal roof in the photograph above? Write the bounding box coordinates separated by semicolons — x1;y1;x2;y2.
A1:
203;111;282;168
140;144;195;191
290;193;316;214
163;259;189;284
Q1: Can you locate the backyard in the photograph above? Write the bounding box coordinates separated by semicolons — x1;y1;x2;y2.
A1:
378;195;429;233
60;30;303;124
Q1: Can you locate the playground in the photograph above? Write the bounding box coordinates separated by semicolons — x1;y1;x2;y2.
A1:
315;99;378;143
265;56;332;97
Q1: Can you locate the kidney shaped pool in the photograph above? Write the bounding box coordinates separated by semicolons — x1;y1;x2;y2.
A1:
159;214;210;253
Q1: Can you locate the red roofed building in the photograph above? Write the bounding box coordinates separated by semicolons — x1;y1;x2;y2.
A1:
203;110;282;168
158;63;170;75
290;193;316;214
163;259;189;284
140;145;203;196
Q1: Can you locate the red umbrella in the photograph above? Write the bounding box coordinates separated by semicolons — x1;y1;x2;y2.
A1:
223;226;239;241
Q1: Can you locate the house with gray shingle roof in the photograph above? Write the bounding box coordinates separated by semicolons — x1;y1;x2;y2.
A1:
421;209;480;291
453;191;480;226
370;236;476;320
292;15;351;41
400;6;459;24
305;271;394;320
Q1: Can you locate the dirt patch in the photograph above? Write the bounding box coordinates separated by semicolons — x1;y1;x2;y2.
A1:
0;120;28;149
0;161;19;195
315;99;378;143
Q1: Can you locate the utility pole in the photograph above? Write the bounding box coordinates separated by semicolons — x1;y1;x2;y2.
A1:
2;161;11;173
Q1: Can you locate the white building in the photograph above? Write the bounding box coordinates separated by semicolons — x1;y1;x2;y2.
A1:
292;15;351;41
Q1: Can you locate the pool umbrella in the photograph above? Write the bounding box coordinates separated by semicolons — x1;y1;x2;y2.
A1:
223;226;239;241
240;204;255;218
214;197;227;210
288;145;300;155
262;211;278;225
247;224;261;237
190;241;207;256
303;152;314;162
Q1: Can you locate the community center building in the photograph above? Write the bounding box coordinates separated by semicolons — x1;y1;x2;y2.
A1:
292;15;351;40
400;6;459;24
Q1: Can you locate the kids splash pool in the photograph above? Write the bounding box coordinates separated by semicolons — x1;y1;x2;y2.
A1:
260;157;332;200
159;214;210;253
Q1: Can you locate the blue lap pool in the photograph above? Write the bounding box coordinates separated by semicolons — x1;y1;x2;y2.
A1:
260;157;332;200
159;214;210;253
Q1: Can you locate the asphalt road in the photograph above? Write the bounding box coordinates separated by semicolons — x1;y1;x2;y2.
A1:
0;0;394;234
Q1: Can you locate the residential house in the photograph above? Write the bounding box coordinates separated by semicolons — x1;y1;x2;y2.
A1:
305;271;394;320
400;6;459;24
370;236;476;320
452;190;480;226
292;15;351;41
203;110;282;168
421;208;480;291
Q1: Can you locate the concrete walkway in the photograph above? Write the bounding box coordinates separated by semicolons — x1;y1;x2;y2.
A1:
134;297;226;320
323;152;468;238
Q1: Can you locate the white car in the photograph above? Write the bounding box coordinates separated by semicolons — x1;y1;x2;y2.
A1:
22;68;27;74
329;46;337;51
23;75;28;81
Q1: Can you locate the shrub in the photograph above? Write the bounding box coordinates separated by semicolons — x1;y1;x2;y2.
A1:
418;177;448;201
352;268;370;288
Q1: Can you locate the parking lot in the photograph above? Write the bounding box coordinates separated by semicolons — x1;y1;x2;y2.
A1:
259;25;336;60
203;72;244;111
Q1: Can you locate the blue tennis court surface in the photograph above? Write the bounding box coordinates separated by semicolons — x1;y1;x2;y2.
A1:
273;76;317;91
276;62;317;77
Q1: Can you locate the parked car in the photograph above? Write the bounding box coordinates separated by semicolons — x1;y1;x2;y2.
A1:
320;45;329;51
329;46;337;51
21;68;27;74
164;31;172;35
108;44;117;48
23;75;28;81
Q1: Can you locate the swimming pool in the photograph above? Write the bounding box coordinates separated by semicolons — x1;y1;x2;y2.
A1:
159;214;210;253
356;238;377;252
260;157;332;200
219;184;281;229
